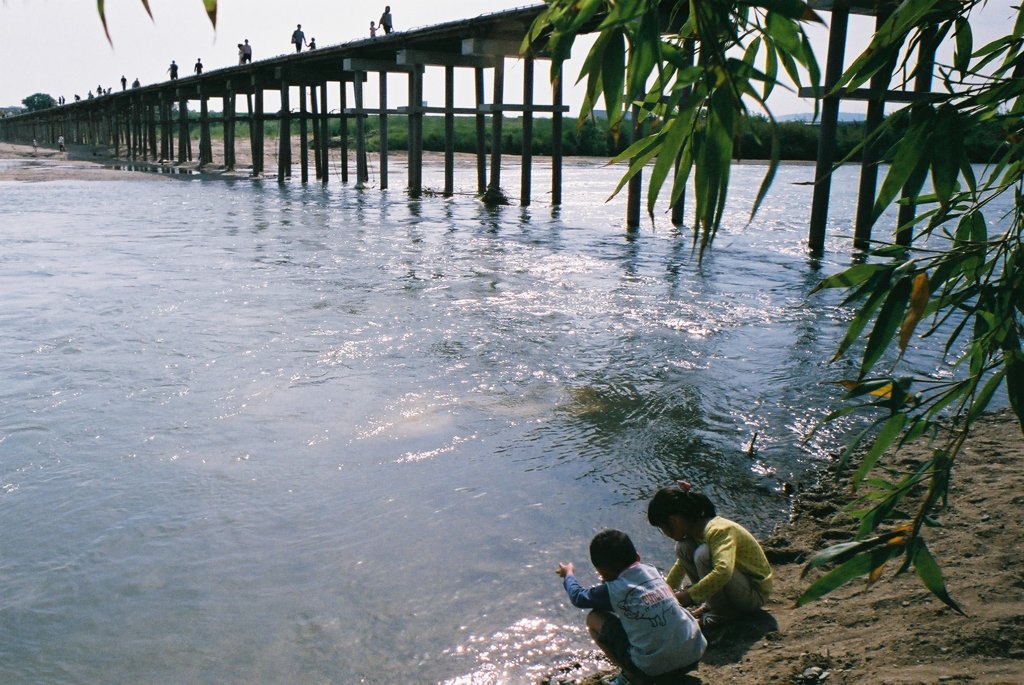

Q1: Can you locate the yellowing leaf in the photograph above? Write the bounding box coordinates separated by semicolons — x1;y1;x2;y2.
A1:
868;561;887;584
899;272;930;353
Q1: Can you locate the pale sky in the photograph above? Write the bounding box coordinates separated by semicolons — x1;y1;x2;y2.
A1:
0;0;1017;116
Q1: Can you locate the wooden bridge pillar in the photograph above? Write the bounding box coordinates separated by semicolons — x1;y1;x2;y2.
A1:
299;86;309;183
521;56;535;207
199;89;213;166
177;96;189;164
444;65;455;197
351;70;368;186
854;12;894;250
552;67;563;206
278;77;291;183
627;103;642;229
147;100;158;160
808;0;850;254
408;65;425;196
159;92;171;162
474;67;487;195
319;82;330;184
339;80;349;183
486;59;505;203
379;71;390;190
223;92;235;169
310;85;322;180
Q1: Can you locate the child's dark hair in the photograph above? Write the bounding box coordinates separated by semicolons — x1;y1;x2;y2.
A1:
647;486;717;527
589;529;638;573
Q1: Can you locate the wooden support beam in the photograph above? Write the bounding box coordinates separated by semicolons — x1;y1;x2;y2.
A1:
353;71;368;185
253;89;265;176
897;26;938;246
177;98;189;164
854;13;894;249
311;85;322;180
319;82;329;185
409;65;425;196
444;65;455;197
339;81;349;183
484;60;505;203
380;72;389;190
521;56;534;207
462;38;530;57
300;86;309;183
397;50;500;69
808;0;850;254
552;66;563;206
474;67;487;195
199;92;213;166
343;58;414;73
279;81;291;182
627;104;642;229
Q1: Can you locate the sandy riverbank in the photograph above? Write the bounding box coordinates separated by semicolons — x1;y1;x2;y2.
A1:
546;409;1023;685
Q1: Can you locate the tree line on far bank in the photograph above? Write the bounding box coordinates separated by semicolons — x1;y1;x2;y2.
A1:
207;112;1005;163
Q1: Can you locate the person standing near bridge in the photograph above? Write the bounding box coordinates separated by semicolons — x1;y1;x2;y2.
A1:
291;24;307;52
120;75;127;91
194;58;203;75
378;6;393;34
168;61;178;80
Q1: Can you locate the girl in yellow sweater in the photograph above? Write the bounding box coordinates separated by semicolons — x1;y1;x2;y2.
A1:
647;482;772;632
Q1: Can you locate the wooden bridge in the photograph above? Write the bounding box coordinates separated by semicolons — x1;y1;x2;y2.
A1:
1;1;941;249
0;5;566;207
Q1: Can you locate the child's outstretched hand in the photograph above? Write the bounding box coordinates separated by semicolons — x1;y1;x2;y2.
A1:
556;562;574;578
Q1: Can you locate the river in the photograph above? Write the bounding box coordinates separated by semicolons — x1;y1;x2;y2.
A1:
0;157;962;683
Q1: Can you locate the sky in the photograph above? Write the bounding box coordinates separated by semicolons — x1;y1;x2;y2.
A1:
0;0;1018;116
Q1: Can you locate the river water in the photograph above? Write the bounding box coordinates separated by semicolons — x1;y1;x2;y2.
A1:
0;157;961;683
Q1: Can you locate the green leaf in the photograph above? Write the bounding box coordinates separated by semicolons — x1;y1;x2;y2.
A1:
853;412;907;487
912;540;965;614
601;29;626;125
861;275;913;377
954;18;973;76
1005;347;1024;433
797;545;902;606
202;0;217;27
813;264;890;293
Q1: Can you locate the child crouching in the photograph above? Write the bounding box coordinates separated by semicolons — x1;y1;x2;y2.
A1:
556;529;706;684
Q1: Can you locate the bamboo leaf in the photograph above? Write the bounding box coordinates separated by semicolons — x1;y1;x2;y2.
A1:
899;272;930;354
202;0;217;27
861;275;913;377
813;264;890;293
1005;347;1024;433
797;546;902;606
97;0;113;45
602;29;626;126
853;412;907;487
913;540;965;614
954;18;973;76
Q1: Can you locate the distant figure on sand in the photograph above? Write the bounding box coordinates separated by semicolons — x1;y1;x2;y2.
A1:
291;24;306;52
194;58;203;75
58;134;65;152
648;482;773;635
121;75;127;91
369;21;377;38
32;138;37;152
379;5;393;34
168;61;178;80
557;529;706;684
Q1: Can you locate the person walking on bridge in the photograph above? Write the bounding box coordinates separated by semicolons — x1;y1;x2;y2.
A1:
194;58;203;75
291;24;307;52
378;5;393;34
168;60;178;80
